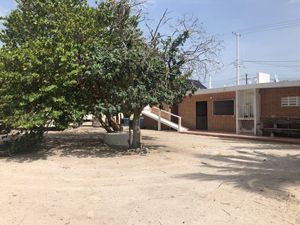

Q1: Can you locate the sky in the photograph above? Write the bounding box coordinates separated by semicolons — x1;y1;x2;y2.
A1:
0;0;300;87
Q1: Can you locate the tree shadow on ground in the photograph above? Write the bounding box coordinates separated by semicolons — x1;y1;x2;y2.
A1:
176;149;300;200
1;131;165;163
142;135;159;141
218;137;300;150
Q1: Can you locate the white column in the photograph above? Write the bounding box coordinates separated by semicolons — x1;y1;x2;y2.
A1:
254;88;261;136
236;90;240;134
253;89;257;135
158;109;161;131
178;117;182;132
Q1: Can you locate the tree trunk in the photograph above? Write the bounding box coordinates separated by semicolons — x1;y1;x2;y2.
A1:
107;115;122;132
97;114;123;133
97;115;114;133
130;112;141;149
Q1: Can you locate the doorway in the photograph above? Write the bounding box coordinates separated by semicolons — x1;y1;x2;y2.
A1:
196;101;208;130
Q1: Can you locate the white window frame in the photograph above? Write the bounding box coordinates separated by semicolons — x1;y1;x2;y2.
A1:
281;96;300;107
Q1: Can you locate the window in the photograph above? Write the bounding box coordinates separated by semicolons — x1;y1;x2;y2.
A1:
213;100;234;115
281;96;300;107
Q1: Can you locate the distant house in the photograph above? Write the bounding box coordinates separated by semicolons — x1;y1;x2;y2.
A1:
188;79;207;90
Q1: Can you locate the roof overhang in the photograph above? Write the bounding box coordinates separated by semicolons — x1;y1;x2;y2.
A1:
191;80;300;95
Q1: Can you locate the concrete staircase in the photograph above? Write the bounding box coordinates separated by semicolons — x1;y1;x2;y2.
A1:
142;106;188;132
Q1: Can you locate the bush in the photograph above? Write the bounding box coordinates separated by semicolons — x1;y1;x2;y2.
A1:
0;130;44;156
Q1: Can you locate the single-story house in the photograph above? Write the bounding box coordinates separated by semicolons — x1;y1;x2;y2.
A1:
144;80;300;137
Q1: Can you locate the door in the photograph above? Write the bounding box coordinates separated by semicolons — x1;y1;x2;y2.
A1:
196;101;208;130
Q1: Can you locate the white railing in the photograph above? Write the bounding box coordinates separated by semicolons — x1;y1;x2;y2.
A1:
151;106;182;132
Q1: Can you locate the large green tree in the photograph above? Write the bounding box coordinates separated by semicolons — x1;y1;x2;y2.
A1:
0;0;93;133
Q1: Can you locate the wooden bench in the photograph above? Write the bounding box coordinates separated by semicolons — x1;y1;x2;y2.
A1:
261;117;300;138
262;128;300;135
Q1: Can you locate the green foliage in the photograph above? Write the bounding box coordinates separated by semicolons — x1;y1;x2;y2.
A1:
0;0;216;150
0;0;91;131
84;5;195;117
82;1;197;147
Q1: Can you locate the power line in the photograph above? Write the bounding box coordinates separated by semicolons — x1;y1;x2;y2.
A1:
243;60;300;63
244;67;300;71
242;23;300;35
242;61;300;68
214;20;300;86
219;19;300;39
237;19;300;35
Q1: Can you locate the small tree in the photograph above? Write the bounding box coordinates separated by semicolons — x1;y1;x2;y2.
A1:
125;10;221;148
82;1;165;147
81;0;144;133
125;31;198;148
83;1;220;149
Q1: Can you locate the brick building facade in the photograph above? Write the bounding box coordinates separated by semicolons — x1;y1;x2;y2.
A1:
260;87;300;118
143;81;300;136
178;92;236;132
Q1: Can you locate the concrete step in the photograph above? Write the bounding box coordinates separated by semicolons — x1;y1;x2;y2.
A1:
142;110;187;131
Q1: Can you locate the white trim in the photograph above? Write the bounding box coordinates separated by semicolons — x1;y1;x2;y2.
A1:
253;89;257;135
236;90;239;134
192;80;300;96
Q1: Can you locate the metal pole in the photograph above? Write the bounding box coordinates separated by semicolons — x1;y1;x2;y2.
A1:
233;32;241;86
158;109;161;131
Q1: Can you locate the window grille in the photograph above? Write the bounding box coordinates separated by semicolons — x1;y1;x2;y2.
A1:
281;96;300;107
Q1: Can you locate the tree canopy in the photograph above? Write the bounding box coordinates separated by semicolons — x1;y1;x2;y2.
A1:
0;0;220;150
0;0;94;132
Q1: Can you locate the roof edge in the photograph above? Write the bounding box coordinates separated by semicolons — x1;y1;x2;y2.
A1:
192;80;300;95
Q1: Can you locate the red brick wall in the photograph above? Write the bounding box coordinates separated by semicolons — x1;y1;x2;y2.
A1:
178;92;236;132
260;87;300;118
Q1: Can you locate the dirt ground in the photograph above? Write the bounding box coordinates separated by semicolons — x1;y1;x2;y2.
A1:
0;126;300;225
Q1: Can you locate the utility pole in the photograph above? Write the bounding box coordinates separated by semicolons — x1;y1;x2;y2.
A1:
245;73;248;84
209;74;212;89
232;32;241;86
233;32;241;135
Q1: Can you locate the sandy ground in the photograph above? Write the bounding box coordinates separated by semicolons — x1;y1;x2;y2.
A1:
0;126;300;225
